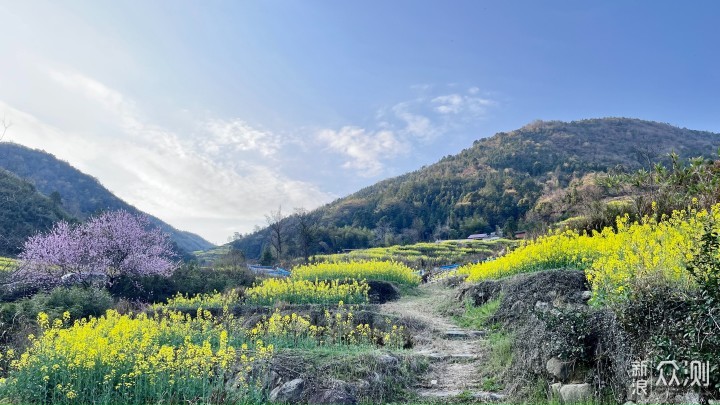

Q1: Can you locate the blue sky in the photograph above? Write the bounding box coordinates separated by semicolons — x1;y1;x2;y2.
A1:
1;1;718;244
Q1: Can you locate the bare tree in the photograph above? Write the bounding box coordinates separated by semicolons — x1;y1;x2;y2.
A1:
265;206;286;261
294;207;316;263
0;115;11;142
215;245;246;272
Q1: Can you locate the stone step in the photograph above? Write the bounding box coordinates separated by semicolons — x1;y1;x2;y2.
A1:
416;389;507;402
444;329;486;339
415;351;479;362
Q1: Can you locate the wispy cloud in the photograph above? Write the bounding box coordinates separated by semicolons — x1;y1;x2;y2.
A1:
317;126;406;176
318;85;498;176
2;69;335;243
432;93;494;116
200;118;281;157
391;102;437;140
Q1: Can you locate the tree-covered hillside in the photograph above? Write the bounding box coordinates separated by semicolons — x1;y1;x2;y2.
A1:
0;143;214;253
230;118;720;260
0;169;74;256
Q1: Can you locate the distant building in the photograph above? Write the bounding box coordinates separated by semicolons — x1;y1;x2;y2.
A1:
468;232;505;241
514;231;527;239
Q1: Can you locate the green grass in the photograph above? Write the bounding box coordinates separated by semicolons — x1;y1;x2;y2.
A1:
481;376;503;391
488;331;513;371
454;297;502;331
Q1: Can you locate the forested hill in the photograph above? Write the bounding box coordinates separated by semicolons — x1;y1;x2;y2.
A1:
230;118;720;260
0;169;74;256
0;143;214;253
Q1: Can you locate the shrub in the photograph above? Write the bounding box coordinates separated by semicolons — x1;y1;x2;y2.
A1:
1;286;113;330
0;286;114;349
614;284;720;397
108;262;254;303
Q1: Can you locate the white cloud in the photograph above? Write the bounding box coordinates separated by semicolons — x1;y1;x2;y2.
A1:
317;126;407;176
392;102;437;140
432;94;464;114
47;68;138;128
0;69;335;244
200;118;281;157
432;93;494;116
319;86;498;177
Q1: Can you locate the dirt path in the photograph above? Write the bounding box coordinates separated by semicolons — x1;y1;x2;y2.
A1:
379;283;505;402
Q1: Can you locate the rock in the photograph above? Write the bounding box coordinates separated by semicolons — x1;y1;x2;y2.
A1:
269;378;305;403
459;279;501;306
546;357;572;381
266;370;282;390
510;300;525;314
417;389;506;402
677;391;701;404
581;291;592;301
412;335;433;346
352;379;370;394
308;389;357;405
550;382;562;396
535;301;550;312
308;379;357;405
377;353;399;368
430;379;438;386
444;329;485;339
242;314;265;329
366;280;399;303
559;383;592;403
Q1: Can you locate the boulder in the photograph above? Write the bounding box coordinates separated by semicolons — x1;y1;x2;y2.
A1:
559;383;592;403
546;357;572;381
377;353;399;368
308;379;357;405
366;280;400;303
269;378;305;403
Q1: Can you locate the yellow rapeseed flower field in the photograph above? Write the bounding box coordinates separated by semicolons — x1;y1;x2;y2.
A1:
152;289;241;311
1;309;272;405
245;278;369;305
292;260;420;286
459;204;720;304
247;302;406;349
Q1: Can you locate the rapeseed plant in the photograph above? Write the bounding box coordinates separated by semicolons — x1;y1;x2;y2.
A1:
459;203;720;304
292;260;420;286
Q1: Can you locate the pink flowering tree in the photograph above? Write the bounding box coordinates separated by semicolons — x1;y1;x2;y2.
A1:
15;210;178;289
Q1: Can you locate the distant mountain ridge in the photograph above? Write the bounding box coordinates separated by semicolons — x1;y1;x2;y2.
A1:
229;118;720;259
0;143;214;254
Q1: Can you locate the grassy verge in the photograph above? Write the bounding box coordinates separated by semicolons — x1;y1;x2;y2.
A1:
453;296;501;331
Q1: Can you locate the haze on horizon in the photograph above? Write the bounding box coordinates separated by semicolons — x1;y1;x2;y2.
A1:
1;0;718;244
